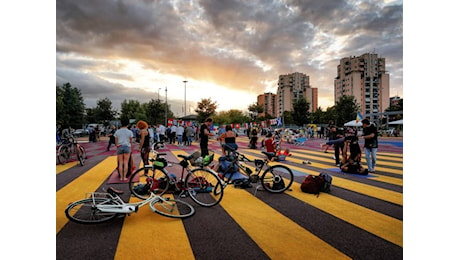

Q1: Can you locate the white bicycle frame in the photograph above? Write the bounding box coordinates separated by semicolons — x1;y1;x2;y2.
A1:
87;191;174;214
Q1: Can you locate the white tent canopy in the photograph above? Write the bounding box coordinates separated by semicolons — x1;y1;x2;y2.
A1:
388;119;403;125
344;120;362;127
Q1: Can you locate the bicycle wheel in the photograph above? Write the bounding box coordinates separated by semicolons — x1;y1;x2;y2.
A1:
129;166;170;200
57;144;71;165
77;145;86;166
185;168;224;207
149;197;195;219
260;164;294;193
65;197;120;224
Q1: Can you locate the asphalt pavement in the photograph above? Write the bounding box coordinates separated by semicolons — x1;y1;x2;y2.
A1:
56;135;403;260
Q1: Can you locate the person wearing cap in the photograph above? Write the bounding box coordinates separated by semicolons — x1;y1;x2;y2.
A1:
361;118;378;173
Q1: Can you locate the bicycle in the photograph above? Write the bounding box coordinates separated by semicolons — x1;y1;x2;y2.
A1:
129;150;225;207
57;135;87;166
217;144;294;193
65;186;195;224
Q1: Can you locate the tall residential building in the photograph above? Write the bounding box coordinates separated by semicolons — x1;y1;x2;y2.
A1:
257;92;277;117
276;72;318;117
334;53;390;121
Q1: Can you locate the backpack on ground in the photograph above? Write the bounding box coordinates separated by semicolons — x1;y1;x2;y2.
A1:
300;175;325;196
319;172;332;193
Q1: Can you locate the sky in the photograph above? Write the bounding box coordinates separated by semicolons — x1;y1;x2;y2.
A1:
56;0;403;116
4;2;460;257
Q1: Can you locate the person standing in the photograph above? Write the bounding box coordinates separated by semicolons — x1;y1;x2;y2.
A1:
170;124;177;144
114;118;133;181
106;125;116;151
361;118;378;173
176;124;184;146
136;120;151;172
199;118;214;156
148;125;155;145
185;124;194;146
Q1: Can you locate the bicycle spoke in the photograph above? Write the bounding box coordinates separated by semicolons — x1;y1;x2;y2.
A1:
185;168;224;207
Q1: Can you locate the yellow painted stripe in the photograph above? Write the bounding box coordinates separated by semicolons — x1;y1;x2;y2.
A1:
56;156;117;233
290;148;403;163
114;195;195;260
287;182;403;247
221;187;351;259
240;149;402;186
291;150;403;175
240;152;403;205
56;161;79;174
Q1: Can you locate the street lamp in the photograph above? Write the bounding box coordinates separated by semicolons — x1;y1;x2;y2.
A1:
165;87;168;126
183;80;187;117
157;87;161;100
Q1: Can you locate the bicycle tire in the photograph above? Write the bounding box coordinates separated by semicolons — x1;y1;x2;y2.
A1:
65;197;120;224
185;168;224;207
260;164;294;193
57;144;70;165
129;166;170;200
149;197;195;219
77;146;86;166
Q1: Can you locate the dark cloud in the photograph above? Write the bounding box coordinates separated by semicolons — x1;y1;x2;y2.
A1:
56;0;403;112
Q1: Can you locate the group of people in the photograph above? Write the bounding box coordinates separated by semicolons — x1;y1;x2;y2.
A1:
319;119;379;175
84;115;379;181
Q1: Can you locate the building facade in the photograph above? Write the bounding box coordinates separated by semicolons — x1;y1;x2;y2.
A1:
334;53;390;122
276;72;318;117
257;92;277;117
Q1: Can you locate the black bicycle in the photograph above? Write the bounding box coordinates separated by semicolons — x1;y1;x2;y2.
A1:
216;145;294;193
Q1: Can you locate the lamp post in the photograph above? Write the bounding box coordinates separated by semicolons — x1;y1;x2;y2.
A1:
165;87;168;126
157;87;161;100
183;80;187;117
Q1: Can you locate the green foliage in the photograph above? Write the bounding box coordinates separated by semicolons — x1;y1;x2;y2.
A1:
292;98;310;126
213;109;250;125
195;98;217;122
334;95;360;126
248;103;264;113
282;111;294;125
56;83;85;128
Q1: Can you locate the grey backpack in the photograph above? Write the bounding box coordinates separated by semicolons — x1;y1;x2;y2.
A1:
319;172;332;193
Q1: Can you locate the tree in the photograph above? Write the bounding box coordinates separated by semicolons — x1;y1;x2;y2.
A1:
93;97;117;125
281;111;294;125
292;98;310;127
195;98;217;123
144;99;166;125
310;107;325;124
56;83;85;129
56;86;66;127
334;95;360;126
213;109;250;125
120;100;145;122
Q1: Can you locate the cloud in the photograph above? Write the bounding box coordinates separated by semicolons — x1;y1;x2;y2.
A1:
56;0;403;114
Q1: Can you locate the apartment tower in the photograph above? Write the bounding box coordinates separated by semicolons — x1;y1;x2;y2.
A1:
257;92;277;117
276;72;318;117
334;53;390;121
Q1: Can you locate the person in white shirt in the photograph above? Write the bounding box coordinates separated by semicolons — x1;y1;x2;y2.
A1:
176;124;185;146
170;124;177;144
114;119;133;181
158;124;166;142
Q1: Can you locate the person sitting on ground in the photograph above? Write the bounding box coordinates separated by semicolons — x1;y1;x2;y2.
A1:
275;148;292;161
219;125;238;155
340;130;368;175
